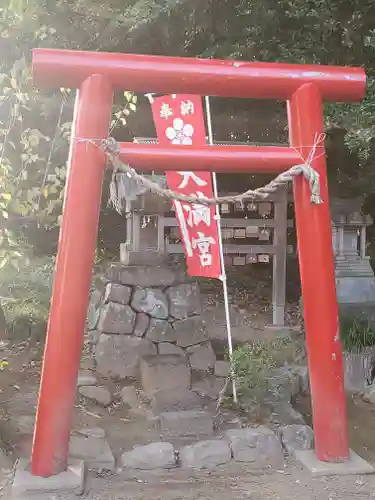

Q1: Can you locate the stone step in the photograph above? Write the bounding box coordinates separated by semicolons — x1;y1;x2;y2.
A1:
159;409;214;438
225;426;284;467
140;354;191;395
151;388;207;415
69;428;115;471
179;440;231;470
121;442;176;470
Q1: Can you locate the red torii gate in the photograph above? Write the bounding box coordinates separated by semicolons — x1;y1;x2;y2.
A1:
31;49;366;477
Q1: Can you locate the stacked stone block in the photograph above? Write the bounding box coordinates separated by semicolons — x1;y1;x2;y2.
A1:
87;263;221;389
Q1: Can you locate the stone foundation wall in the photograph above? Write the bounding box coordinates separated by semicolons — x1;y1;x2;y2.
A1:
86;263;223;387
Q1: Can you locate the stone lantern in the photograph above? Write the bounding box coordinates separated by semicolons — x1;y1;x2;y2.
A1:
331;197;375;318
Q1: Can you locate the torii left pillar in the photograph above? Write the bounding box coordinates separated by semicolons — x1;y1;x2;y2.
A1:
31;75;113;476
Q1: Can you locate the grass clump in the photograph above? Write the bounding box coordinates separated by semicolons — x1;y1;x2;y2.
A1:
231;341;276;399
340;316;375;353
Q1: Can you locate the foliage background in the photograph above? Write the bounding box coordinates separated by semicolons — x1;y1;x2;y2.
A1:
1;0;375;330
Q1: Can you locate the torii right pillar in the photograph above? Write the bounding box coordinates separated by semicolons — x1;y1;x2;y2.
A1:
288;84;373;474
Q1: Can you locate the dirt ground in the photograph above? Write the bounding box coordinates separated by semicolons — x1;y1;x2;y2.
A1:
67;464;375;500
3;459;375;499
0;270;374;499
1;340;375;499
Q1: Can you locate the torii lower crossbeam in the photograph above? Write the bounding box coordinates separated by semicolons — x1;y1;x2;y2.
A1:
117;144;300;172
30;49;366;478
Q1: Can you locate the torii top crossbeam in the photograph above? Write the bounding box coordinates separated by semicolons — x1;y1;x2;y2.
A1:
33;49;366;101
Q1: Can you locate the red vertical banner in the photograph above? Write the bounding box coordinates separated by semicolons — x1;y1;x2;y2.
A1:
150;94;221;278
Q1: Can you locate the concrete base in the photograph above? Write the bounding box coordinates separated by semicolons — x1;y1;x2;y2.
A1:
336;277;375;305
119;247;167;266
295;449;374;477
12;458;85;499
338;302;375;326
343;348;375;392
